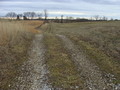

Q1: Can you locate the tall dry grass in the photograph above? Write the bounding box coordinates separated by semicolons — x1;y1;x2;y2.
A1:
0;20;34;90
0;21;32;46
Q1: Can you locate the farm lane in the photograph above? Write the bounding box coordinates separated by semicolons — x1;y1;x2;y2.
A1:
28;34;50;90
11;34;51;90
8;20;120;90
57;34;112;90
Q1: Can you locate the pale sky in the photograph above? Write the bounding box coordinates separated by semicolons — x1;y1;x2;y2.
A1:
0;0;120;19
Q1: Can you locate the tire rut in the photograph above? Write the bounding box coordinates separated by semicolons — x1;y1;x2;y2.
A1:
57;34;112;90
11;34;51;90
29;34;50;90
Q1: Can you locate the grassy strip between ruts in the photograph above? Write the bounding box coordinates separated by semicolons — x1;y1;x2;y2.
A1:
44;33;84;89
65;34;120;84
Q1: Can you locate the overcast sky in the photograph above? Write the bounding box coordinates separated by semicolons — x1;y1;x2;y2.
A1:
0;0;120;19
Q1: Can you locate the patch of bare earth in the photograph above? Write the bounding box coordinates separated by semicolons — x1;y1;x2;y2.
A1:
57;34;114;90
11;34;51;90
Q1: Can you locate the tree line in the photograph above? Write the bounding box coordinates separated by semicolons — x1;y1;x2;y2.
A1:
5;10;48;20
5;10;117;22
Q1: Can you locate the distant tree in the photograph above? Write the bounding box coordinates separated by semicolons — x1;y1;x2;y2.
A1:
24;12;31;19
115;19;118;21
44;9;48;21
68;16;74;20
18;14;23;19
31;12;36;19
102;16;108;21
55;16;59;23
55;16;58;20
99;16;102;20
110;18;114;21
90;17;93;21
17;15;20;20
6;12;17;19
94;15;99;20
37;13;42;19
23;16;27;20
76;17;81;20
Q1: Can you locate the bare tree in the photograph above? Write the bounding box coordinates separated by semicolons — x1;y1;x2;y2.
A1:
24;12;31;19
94;15;99;20
6;12;17;19
44;9;48;20
110;18;114;21
17;15;20;20
55;16;59;22
24;12;36;19
91;16;94;20
17;14;23;19
102;16;108;21
23;16;27;20
68;16;74;20
31;12;36;19
18;14;23;17
37;13;42;19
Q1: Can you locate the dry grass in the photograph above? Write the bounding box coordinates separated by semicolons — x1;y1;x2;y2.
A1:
0;20;44;46
0;20;43;89
19;20;44;33
49;21;120;63
44;33;84;89
42;21;120;84
55;21;120;63
0;21;27;46
66;35;120;84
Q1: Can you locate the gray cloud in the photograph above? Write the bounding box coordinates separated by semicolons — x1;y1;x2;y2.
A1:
81;0;120;5
0;0;71;2
1;0;120;4
0;0;120;19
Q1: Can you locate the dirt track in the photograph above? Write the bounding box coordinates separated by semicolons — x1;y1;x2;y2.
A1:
11;34;51;90
10;34;120;90
57;34;112;90
28;34;50;90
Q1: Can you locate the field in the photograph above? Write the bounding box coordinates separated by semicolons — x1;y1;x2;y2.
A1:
41;21;120;89
47;21;120;63
0;20;43;89
0;20;120;90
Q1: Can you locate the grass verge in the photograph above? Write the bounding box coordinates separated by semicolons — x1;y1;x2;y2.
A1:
44;33;84;89
0;20;35;89
66;34;120;84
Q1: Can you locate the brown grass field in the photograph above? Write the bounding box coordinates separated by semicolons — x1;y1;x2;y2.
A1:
42;21;120;84
0;20;120;89
0;20;43;89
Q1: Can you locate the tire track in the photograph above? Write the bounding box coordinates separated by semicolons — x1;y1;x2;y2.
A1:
11;34;51;90
57;34;111;90
44;34;85;89
29;34;50;90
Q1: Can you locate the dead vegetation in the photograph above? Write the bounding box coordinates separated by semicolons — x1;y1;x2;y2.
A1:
44;33;84;89
0;20;43;90
42;21;120;85
52;21;120;63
